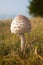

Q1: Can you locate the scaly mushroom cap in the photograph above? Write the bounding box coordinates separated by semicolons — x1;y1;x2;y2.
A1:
10;15;31;34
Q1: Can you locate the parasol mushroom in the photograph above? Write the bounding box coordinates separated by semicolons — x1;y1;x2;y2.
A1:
10;15;31;52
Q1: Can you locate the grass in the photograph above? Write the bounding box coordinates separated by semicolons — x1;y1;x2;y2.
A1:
0;17;43;65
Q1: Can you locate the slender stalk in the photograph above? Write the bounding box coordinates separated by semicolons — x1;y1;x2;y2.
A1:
20;34;26;52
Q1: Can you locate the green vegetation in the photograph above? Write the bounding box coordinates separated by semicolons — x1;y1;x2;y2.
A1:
28;0;43;17
0;18;43;65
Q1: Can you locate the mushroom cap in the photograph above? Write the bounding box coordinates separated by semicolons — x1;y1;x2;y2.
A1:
10;15;31;34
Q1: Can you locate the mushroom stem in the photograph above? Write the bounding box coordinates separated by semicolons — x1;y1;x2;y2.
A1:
20;34;26;52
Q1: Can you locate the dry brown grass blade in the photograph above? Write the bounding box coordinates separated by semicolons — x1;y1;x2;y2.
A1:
37;54;43;61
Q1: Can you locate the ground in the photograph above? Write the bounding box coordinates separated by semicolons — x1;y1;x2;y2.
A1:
0;17;43;65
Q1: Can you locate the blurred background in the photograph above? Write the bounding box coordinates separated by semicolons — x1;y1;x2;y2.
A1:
0;0;30;19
